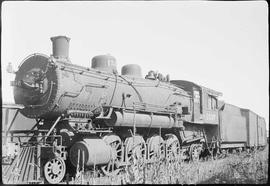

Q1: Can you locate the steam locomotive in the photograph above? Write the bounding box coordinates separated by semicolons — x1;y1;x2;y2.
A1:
2;36;267;184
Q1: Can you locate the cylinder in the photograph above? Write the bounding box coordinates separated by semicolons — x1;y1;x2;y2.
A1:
121;64;142;78
50;36;70;59
91;55;117;73
69;138;111;167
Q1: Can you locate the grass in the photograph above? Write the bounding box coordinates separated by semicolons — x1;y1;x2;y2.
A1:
68;145;268;184
200;146;269;184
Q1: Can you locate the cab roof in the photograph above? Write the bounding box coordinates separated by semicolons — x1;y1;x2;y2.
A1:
170;80;222;97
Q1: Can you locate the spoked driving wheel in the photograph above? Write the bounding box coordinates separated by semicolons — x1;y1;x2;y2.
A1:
165;134;180;162
44;157;66;184
101;134;123;176
125;135;146;169
147;135;165;163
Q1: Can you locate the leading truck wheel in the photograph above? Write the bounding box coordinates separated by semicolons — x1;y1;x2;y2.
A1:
44;157;66;184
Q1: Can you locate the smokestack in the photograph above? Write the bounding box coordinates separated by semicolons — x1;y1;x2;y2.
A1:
50;36;70;59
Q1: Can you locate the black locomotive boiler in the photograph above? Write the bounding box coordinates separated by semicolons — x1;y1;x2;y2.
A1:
2;36;267;184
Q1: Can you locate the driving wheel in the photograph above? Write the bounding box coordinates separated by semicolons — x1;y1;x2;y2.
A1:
101;134;123;176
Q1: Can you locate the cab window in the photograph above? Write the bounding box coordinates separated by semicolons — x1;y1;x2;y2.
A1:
207;95;217;110
193;90;200;103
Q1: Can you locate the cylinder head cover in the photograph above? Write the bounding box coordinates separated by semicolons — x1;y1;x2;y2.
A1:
91;55;117;73
69;138;111;167
121;64;142;78
50;36;70;59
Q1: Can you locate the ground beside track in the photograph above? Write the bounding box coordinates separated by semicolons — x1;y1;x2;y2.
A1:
66;145;268;184
199;145;268;184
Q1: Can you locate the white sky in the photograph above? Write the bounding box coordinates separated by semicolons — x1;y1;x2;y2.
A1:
1;1;269;129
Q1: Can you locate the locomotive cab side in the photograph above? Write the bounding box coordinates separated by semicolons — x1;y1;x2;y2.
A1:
171;80;222;125
171;80;223;155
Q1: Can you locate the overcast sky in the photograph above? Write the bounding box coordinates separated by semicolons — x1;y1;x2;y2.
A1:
1;1;268;129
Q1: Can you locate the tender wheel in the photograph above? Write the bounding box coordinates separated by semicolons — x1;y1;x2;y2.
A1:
165;134;180;162
101;134;123;176
147;135;165;163
44;157;66;184
190;144;202;161
125;135;146;169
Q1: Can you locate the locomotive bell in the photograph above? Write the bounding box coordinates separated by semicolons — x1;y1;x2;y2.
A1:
121;64;142;78
50;36;70;60
91;55;117;74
